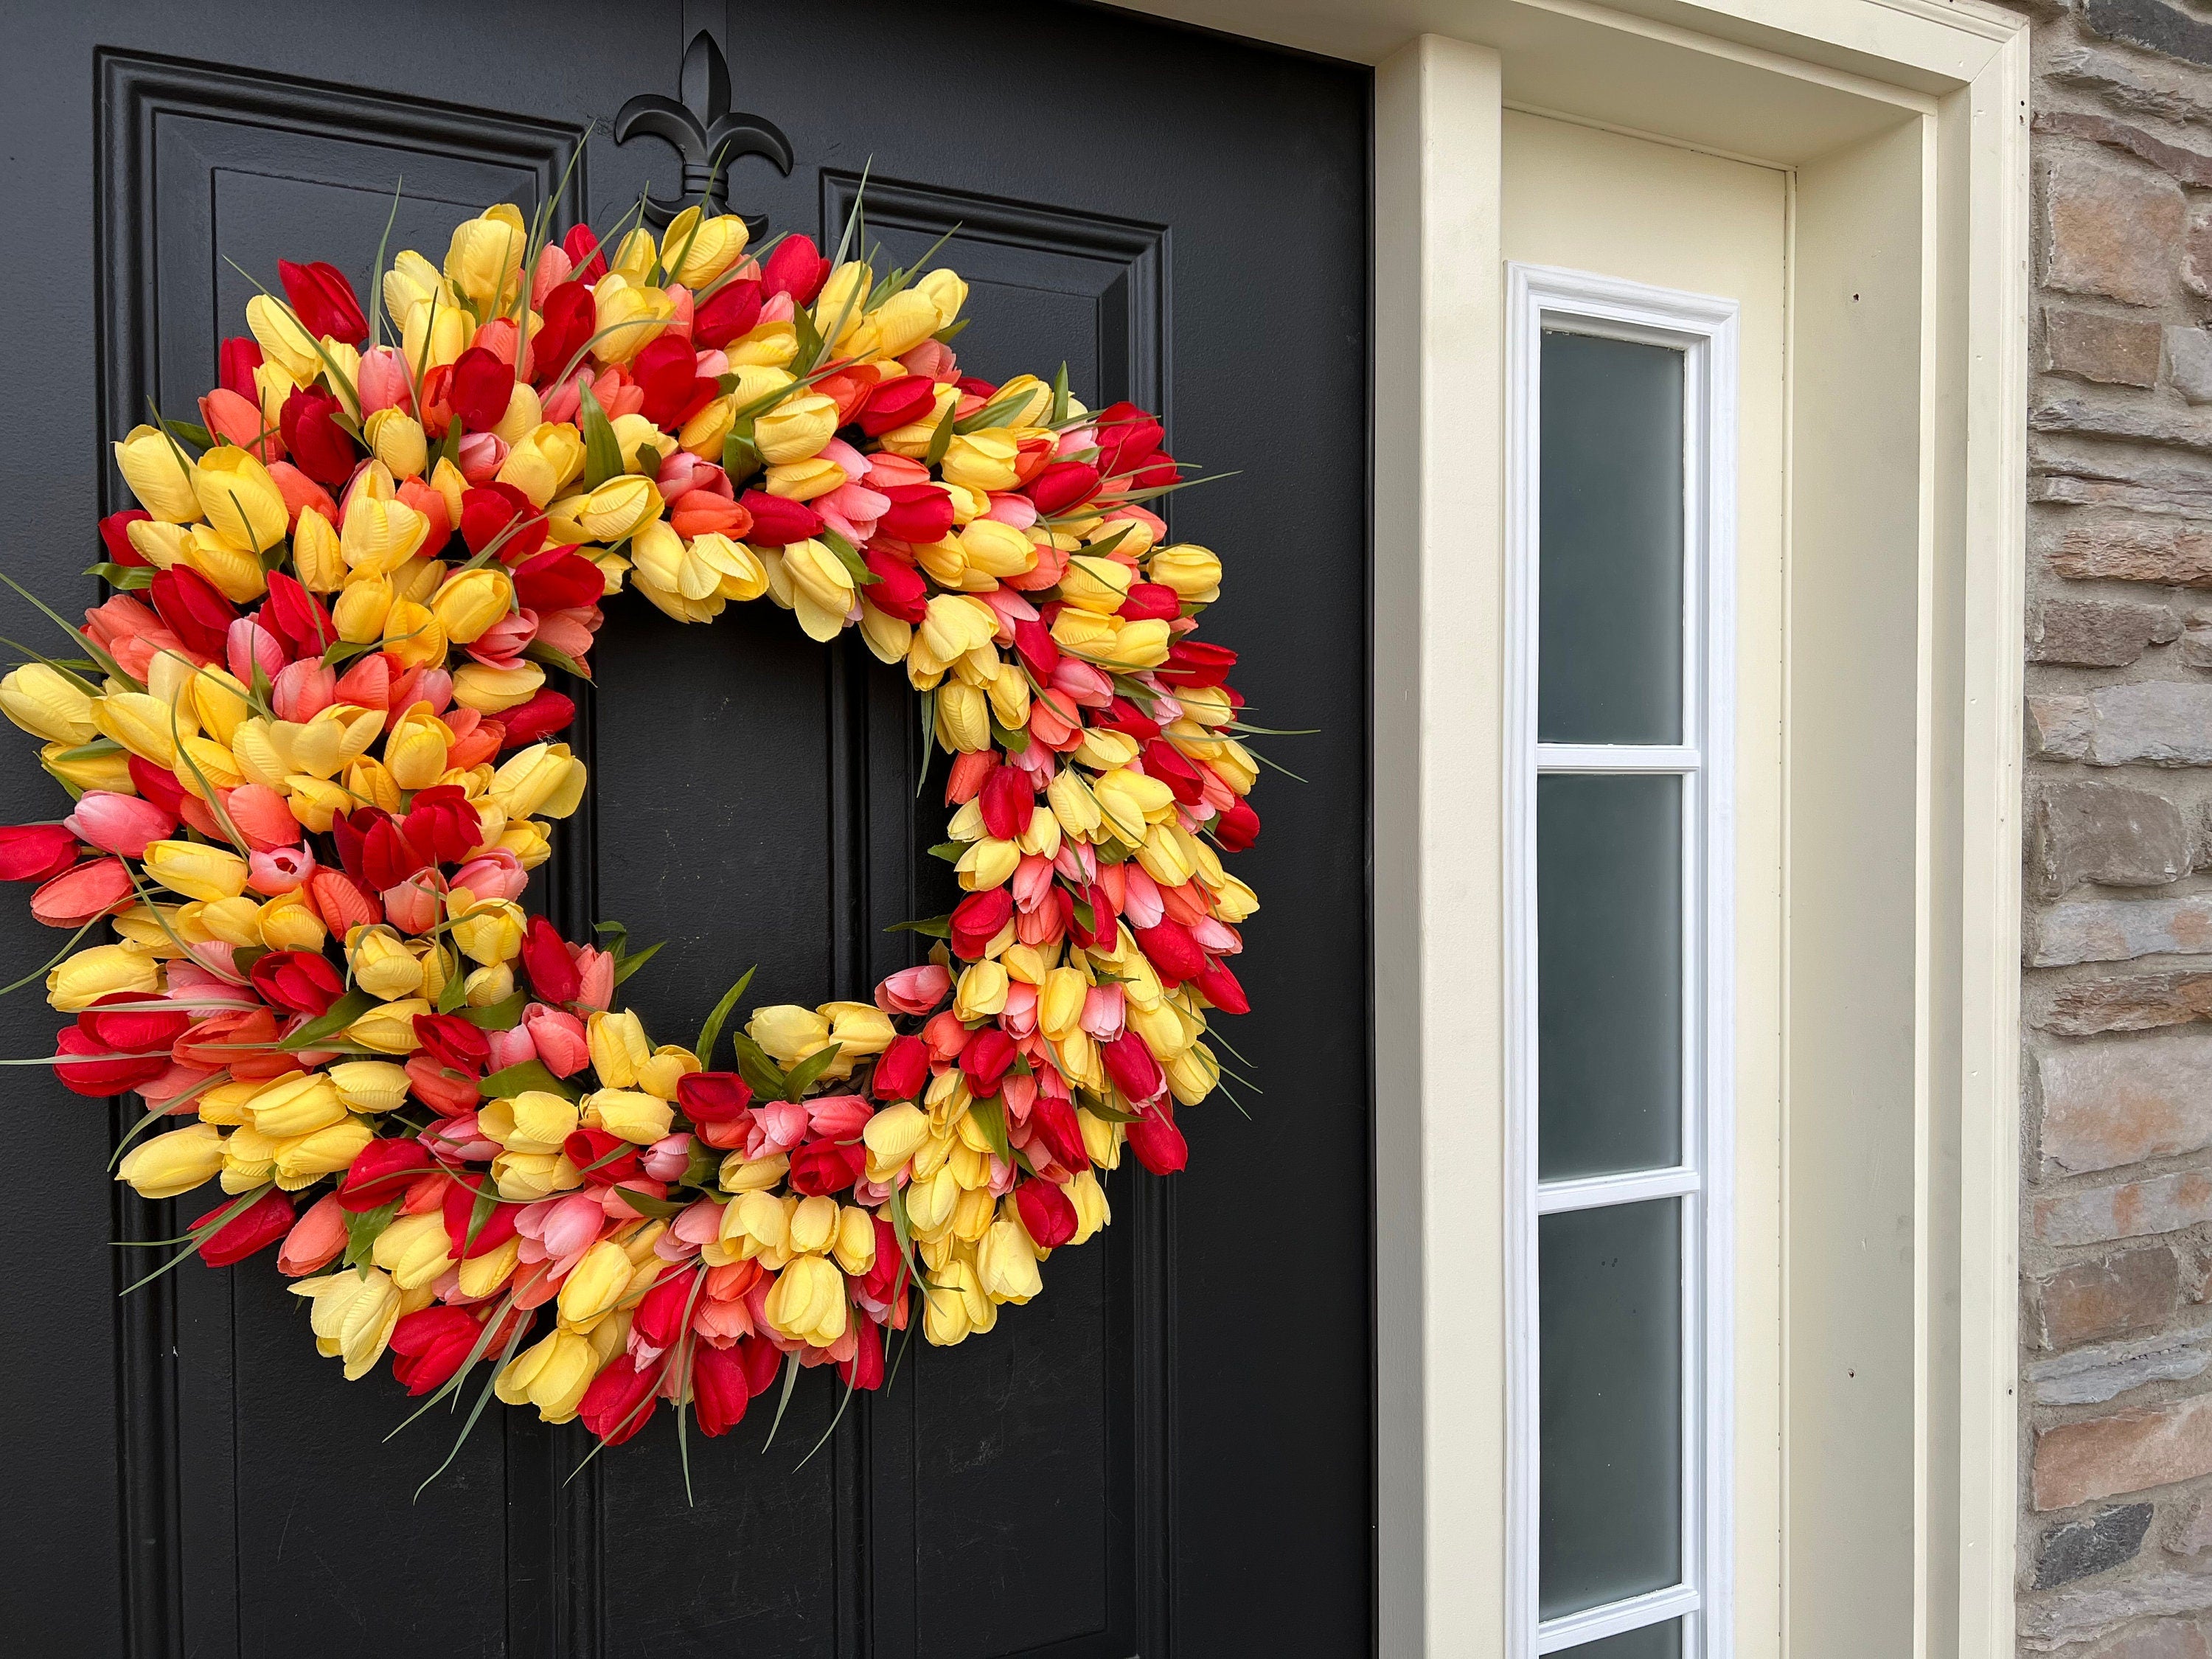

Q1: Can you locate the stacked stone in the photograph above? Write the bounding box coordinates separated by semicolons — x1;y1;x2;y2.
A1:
2016;1;2212;1649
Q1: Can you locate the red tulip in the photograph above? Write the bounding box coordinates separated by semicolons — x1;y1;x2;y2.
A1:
632;335;715;429
959;1026;1017;1096
677;1071;754;1123
579;1354;661;1446
1133;918;1206;985
1141;739;1205;805
100;509;153;568
389;1305;486;1395
260;571;334;660
279;386;358;487
1103;1032;1166;1102
1028;462;1100;516
514;549;604;613
52;1024;172;1096
694;277;763;348
762;234;830;305
448;345;516;432
561;225;608;283
149;566;235;658
565;1127;643;1186
460;481;545;563
876;481;956;544
1158;639;1237;687
402;785;481;864
1015;1178;1077;1248
307;869;381;936
1119;582;1181;623
870;1035;930;1102
1092;402;1164;476
218;336;264;399
349;812;427;890
740;489;822;546
1214;795;1259;852
336;1137;435;1212
949;888;1013;961
1028;1091;1088;1172
192;1188;296;1267
413;1011;491;1078
250;949;345;1016
499;689;575;747
277;259;369;345
521;914;582;1004
862;549;928;623
1192;959;1250;1017
692;1344;751;1437
788;1138;866;1196
858;377;940;437
1012;616;1060;680
80;990;191;1053
838;1316;885;1392
0;824;80;883
533;280;597;383
979;765;1033;842
406;1054;481;1119
1126;1101;1189;1175
171;1006;284;1078
441;1176;521;1259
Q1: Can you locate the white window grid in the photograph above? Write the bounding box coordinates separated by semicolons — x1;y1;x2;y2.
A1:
1503;262;1739;1659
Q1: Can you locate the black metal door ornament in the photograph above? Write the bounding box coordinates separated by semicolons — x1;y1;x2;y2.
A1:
614;30;794;232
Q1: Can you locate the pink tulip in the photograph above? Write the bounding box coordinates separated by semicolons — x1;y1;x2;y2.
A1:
528;1192;605;1277
1012;855;1054;915
1080;984;1127;1041
1054;841;1097;886
521;1004;589;1076
388;665;453;717
247;844;314;896
467;610;536;667
381;873;443;933
226;618;287;684
671;1198;723;1248
63;791;175;858
456;431;508;484
1000;982;1038;1040
31;857;132;926
271;658;337;722
898;338;958;380
422;1114;497;1162
334;652;390;710
535;606;597;661
540;374;582;427
751;1098;808;1150
82;593;162;650
450;850;528;904
1002;1069;1037;1124
982;588;1040;635
141;1062;219;1113
223;785;300;852
278;1192;348;1276
483;1025;536;1072
1050;658;1115;708
199;387;278;458
265;461;338;527
529;244;573;310
356;347;412;416
692;1295;754;1346
641;1134;692;1181
985;490;1038;530
571;947;615;1012
804;1095;873;1140
876;962;950;1017
1120;865;1165;931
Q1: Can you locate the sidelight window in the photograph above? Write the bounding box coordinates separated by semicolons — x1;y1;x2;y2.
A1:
1506;265;1739;1659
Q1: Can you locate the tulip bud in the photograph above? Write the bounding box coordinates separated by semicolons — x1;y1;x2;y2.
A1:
495;1327;599;1422
1;664;97;744
192;447;288;553
117;1121;226;1200
114;425;204;522
430;568;513;644
142;839;249;903
556;1239;635;1332
291;1265;403;1379
764;1253;847;1346
581;1088;674;1145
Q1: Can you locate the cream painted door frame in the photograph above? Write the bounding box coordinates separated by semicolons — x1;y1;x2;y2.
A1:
1116;1;2030;1655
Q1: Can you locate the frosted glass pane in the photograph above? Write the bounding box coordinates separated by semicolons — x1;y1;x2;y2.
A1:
1537;774;1683;1179
1566;1619;1683;1659
1539;330;1684;745
1539;1200;1683;1618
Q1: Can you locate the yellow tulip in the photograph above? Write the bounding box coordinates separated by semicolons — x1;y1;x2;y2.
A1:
383;702;453;790
443;204;527;308
1068;1169;1110;1244
935;681;990;753
978;1217;1043;1304
176;525;268;603
380;598;446;669
41;740;135;794
917;269;969;330
581;1089;674;1145
347;997;431;1054
953;960;1010;1022
780;538;855;641
112;425;204;521
402;293;475;369
959;518;1037;580
340;489;429;574
870;289;943;359
1059;552;1134;615
495;1327;599;1421
634;1046;700;1102
748;1004;833;1069
125;519;187;569
765;1253;848;1346
245;293;324;380
586;1009;652;1088
941;431;1021;492
863;1102;931;1180
498;422;586;507
271;1117;374;1186
331;574;395;644
0;664;95;744
568;476;663;543
590;274;674;365
913;594;998;673
1149;543;1220;602
490;742;587;819
243;1071;346;1138
678;394;737;460
344;925;422;1000
292;1267;403;1380
116;1122;226;1200
138;839;246;903
430;568;512;644
754;394;839;465
553;1238;636;1333
662;205;750;287
457;1239;521;1299
220;1124;277;1191
328;1060;411;1114
491;1148;581;1202
453;661;547;712
1050;609;1171;671
764;456;846;501
449;897;525;967
364;408;428;479
481;1089;579;1154
372;1211;456;1291
812;262;874;334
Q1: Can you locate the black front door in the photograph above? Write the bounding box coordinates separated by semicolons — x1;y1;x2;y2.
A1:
0;4;1371;1654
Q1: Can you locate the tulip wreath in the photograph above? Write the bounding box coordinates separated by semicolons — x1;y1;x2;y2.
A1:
4;187;1265;1475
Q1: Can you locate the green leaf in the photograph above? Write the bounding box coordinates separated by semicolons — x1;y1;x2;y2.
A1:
342;1198;403;1272
720;421;762;484
1077;1088;1142;1125
926;841;963;864
790;300;825;375
990;720;1030;753
967;1094;1011;1164
761;1349;803;1452
779;1042;844;1104
817;528;880;587
883;914;951;939
437;964;468;1015
594;919;630;959
321;636;384;669
613;939;664;985
578;383;625;491
1049;361;1070;425
85;562;155;591
922;400;959;468
728;1031;790;1101
282;988;376;1050
694;965;757;1069
163;418;214;450
459;990;527;1030
522;639;592;681
608;1186;691;1220
479;1057;579;1101
931;318;970;344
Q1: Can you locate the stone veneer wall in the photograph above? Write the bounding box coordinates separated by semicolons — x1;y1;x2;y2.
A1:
2012;0;2212;1650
